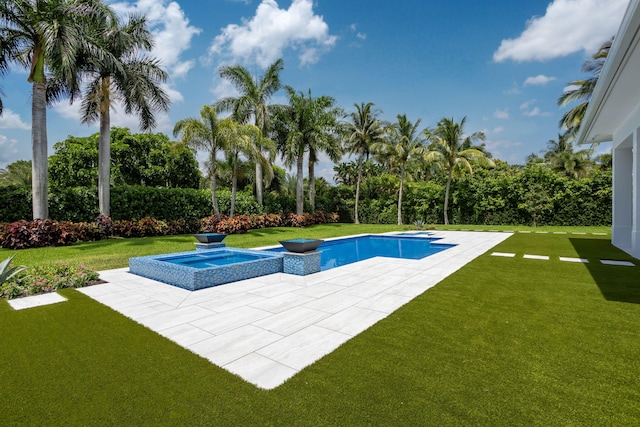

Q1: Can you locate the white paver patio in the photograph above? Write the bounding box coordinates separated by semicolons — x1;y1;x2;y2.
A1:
7;292;67;310
78;230;511;389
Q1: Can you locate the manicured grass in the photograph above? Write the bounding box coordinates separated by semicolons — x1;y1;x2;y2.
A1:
0;223;416;270
0;223;610;271
432;223;611;234
2;229;639;424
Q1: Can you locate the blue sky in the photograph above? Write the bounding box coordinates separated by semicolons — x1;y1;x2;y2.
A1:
0;0;629;181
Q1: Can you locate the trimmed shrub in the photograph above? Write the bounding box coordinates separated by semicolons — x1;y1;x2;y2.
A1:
1;219;77;249
216;215;251;234
0;186;32;223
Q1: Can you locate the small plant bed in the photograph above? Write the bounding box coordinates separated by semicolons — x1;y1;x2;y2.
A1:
0;261;100;300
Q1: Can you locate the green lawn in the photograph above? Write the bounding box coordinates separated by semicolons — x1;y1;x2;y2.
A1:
2;226;639;425
0;223;417;270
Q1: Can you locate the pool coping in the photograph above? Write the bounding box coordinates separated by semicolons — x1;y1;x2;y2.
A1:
78;230;512;389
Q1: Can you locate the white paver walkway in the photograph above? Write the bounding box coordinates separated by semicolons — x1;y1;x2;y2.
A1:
7;292;67;310
78;231;511;389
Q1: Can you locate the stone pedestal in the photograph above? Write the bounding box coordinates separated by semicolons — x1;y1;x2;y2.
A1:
195;242;226;251
282;250;321;275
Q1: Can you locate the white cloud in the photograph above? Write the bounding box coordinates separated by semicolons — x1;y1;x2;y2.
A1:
53;102;84;122
493;0;627;62
209;0;337;67
484;139;523;163
524;74;556;86
486;139;522;149
212;78;239;101
109;0;201;78
504;83;521;95
494;109;510;119
0;135;20;162
519;99;536;110
0;109;30;130
523;107;552;117
357;32;367;40
493;126;505;134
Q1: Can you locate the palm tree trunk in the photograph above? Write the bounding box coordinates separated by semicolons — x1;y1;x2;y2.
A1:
98;80;111;217
296;155;304;216
255;161;263;206
210;160;221;220
354;158;363;224
397;164;405;225
308;159;315;213
230;154;238;217
31;81;48;219
444;169;452;225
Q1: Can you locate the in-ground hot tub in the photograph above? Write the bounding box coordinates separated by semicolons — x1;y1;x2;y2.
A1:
129;248;284;291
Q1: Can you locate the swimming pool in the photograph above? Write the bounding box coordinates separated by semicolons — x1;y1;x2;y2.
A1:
269;234;454;271
129;248;283;291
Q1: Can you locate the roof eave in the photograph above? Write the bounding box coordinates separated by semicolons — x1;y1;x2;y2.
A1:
576;0;640;145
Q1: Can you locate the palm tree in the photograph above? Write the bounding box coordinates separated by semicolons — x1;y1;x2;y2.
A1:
307;101;342;213
221;122;273;217
83;20;168;192
333;161;358;186
78;14;169;217
372;114;425;225
273;87;342;215
558;38;612;139
424;116;493;225
0;0;115;219
0;160;32;188
544;134;573;161
174;106;227;219
544;134;592;178
215;58;283;207
343;102;385;224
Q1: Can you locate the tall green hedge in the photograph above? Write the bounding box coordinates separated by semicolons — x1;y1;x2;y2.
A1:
324;166;611;226
0;186;262;222
0;166;612;226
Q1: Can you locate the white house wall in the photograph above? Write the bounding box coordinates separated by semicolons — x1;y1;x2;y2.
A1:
610;61;640;257
614;98;640;145
612;135;633;252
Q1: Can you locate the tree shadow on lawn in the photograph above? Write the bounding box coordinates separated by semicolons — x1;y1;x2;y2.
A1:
570;238;640;304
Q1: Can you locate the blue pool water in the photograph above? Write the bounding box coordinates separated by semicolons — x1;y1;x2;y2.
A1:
269;235;454;271
161;251;272;268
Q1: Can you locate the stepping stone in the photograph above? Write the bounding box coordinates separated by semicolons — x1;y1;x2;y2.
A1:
553;232;567;234
593;233;607;236
7;292;67;310
559;257;589;263
504;230;515;233
491;252;516;258
519;231;531;233
523;254;549;260
600;260;635;267
571;232;587;235
535;231;549;234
